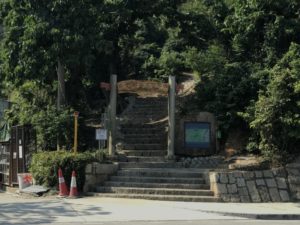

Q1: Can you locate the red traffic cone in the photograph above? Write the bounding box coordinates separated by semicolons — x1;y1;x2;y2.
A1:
58;168;69;197
69;170;78;198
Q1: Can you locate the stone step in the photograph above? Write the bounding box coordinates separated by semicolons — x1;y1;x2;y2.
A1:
126;156;167;162
120;124;167;129
130;106;167;110
117;169;206;178
103;181;210;189
121;128;166;135
119;162;182;169
123;138;167;144
123;134;167;139
96;186;213;196
121;150;166;157
109;176;206;184
123;144;165;150
86;193;221;202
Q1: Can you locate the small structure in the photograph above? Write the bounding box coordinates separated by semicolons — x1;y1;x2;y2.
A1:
175;112;218;156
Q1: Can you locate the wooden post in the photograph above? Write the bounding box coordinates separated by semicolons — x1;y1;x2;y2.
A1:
108;74;117;156
168;76;176;159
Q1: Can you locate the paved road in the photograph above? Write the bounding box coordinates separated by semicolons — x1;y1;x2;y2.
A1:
0;193;300;224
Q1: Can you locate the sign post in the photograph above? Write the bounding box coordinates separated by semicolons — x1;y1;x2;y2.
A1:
96;128;107;150
73;111;79;154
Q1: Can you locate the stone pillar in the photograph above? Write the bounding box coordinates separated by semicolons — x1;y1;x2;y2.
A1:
108;74;117;156
167;75;176;159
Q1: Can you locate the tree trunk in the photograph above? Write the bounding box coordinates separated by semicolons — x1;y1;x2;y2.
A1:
57;58;66;150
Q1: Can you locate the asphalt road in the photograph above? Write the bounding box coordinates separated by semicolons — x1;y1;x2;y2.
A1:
2;221;300;225
0;193;300;225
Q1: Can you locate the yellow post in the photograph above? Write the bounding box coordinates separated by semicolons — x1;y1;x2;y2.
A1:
74;111;79;154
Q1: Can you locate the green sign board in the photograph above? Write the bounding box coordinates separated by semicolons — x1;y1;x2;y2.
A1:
184;122;210;148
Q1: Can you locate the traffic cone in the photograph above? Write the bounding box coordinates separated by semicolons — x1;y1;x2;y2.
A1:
58;168;69;197
69;170;78;198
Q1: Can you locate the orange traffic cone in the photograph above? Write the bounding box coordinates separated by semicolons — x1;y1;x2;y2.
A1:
69;170;78;198
58;168;69;197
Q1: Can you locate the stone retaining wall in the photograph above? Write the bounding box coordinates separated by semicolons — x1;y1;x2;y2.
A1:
210;168;292;202
84;162;118;192
179;156;224;168
286;163;300;201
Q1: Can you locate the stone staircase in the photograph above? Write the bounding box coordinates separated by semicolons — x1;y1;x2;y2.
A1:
91;97;220;202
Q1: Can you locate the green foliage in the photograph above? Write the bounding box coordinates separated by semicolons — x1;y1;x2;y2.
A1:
242;43;300;163
29;150;105;191
1;0;300;163
4;81;73;150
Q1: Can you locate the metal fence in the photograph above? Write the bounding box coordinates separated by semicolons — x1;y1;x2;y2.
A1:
0;125;36;186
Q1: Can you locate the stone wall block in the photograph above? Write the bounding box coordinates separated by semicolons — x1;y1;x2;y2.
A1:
243;172;254;180
257;186;271;202
237;178;246;187
233;171;243;178
269;188;281;202
279;190;290;202
266;178;277;188
227;184;238;194
221;194;231;202
240;195;251;203
276;177;288;189
238;187;249;196
255;171;263;178
220;173;229;183
216;183;228;195
287;168;300;176
272;167;287;177
228;174;236;184
247;180;261;202
85;164;92;174
230;195;241;202
255;179;266;186
263;170;274;178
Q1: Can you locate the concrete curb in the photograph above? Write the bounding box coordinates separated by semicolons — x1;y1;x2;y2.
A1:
199;210;300;220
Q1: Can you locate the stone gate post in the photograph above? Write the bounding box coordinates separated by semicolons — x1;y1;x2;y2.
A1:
167;75;176;159
108;74;117;156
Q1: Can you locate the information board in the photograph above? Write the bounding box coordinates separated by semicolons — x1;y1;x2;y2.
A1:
184;122;210;148
96;129;107;140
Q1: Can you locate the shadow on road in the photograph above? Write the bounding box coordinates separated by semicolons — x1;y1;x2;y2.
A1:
0;200;111;224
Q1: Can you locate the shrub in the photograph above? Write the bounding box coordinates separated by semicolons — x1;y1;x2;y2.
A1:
29;150;105;191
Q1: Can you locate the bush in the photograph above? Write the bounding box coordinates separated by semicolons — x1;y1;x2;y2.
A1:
29;150;105;191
